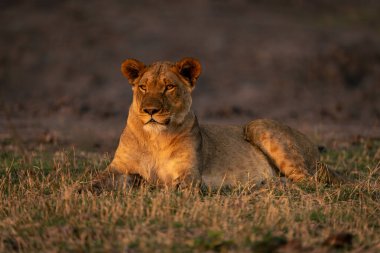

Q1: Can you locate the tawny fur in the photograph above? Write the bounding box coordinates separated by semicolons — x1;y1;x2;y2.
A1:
87;58;339;192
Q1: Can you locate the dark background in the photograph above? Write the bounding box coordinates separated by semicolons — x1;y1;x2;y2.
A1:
1;0;380;151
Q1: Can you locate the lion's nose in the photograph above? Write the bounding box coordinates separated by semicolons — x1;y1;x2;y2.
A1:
143;107;160;116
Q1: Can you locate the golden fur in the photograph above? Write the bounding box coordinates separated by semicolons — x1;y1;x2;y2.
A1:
88;58;339;192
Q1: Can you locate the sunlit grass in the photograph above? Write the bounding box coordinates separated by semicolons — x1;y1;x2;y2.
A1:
0;140;379;252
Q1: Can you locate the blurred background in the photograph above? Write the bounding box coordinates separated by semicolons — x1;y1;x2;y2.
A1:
1;0;380;151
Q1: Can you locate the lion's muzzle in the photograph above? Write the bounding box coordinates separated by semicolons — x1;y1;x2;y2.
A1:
141;96;163;116
139;96;171;126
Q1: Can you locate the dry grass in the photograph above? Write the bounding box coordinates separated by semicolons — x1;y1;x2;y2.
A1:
0;139;379;253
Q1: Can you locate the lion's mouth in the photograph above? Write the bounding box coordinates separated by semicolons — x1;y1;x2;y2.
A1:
145;117;170;125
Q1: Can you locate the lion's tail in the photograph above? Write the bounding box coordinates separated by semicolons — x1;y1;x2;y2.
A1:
314;161;345;184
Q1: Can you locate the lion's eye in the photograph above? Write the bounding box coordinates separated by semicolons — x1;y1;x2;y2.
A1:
166;84;175;91
138;85;147;92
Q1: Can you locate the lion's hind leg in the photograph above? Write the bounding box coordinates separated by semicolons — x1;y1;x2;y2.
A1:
244;119;320;182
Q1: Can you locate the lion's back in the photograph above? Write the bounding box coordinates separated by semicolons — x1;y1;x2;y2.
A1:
199;124;275;187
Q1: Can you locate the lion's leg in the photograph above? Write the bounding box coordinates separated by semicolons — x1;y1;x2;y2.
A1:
94;167;142;191
244;119;320;182
80;165;143;194
174;170;207;192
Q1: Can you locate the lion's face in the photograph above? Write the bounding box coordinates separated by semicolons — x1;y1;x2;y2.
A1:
121;58;201;132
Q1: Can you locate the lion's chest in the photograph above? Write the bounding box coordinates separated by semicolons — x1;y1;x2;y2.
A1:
133;139;198;185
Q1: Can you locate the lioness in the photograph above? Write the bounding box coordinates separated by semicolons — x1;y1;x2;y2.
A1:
89;57;338;191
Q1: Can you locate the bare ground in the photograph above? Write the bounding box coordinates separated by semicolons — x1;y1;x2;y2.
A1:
1;0;380;152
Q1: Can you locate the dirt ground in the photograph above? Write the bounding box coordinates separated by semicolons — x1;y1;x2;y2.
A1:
1;0;380;152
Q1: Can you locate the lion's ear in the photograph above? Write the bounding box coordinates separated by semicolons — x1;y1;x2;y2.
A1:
121;59;146;85
176;57;201;88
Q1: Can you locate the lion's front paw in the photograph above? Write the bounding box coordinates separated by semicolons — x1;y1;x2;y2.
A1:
77;180;105;195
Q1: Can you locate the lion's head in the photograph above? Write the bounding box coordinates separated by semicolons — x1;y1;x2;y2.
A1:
121;58;201;132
